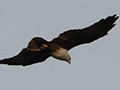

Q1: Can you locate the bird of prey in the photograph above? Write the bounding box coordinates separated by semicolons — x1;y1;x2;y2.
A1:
0;14;119;66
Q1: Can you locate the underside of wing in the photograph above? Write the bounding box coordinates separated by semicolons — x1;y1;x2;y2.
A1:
0;48;50;66
51;14;119;50
0;37;51;66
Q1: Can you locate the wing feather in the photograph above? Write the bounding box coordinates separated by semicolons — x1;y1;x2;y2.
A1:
51;14;119;50
0;37;51;66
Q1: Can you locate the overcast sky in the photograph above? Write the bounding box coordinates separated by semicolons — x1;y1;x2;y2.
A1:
0;0;120;90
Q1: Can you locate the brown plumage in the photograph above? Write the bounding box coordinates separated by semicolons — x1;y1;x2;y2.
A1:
51;14;118;50
0;14;119;66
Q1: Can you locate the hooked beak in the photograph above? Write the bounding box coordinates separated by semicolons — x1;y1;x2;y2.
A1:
67;60;71;65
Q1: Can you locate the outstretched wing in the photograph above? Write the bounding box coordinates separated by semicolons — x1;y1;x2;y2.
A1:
0;37;51;66
51;14;119;50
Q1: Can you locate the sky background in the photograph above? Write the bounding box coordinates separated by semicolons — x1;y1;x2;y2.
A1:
0;0;120;90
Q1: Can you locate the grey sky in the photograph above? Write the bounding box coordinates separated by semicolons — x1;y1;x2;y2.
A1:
0;0;120;90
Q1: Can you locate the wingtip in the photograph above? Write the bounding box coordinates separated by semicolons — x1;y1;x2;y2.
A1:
113;14;117;17
113;14;119;24
116;16;119;20
113;14;119;19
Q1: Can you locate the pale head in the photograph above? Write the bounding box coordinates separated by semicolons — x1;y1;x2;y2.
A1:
51;47;71;64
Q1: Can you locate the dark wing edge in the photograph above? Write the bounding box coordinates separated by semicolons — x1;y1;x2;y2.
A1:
0;48;50;66
51;14;119;50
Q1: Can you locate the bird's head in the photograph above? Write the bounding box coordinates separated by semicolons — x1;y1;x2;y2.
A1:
51;47;71;65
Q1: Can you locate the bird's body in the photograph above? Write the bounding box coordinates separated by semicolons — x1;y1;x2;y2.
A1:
0;14;119;66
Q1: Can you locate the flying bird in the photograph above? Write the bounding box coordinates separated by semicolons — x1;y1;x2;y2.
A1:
0;14;119;66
